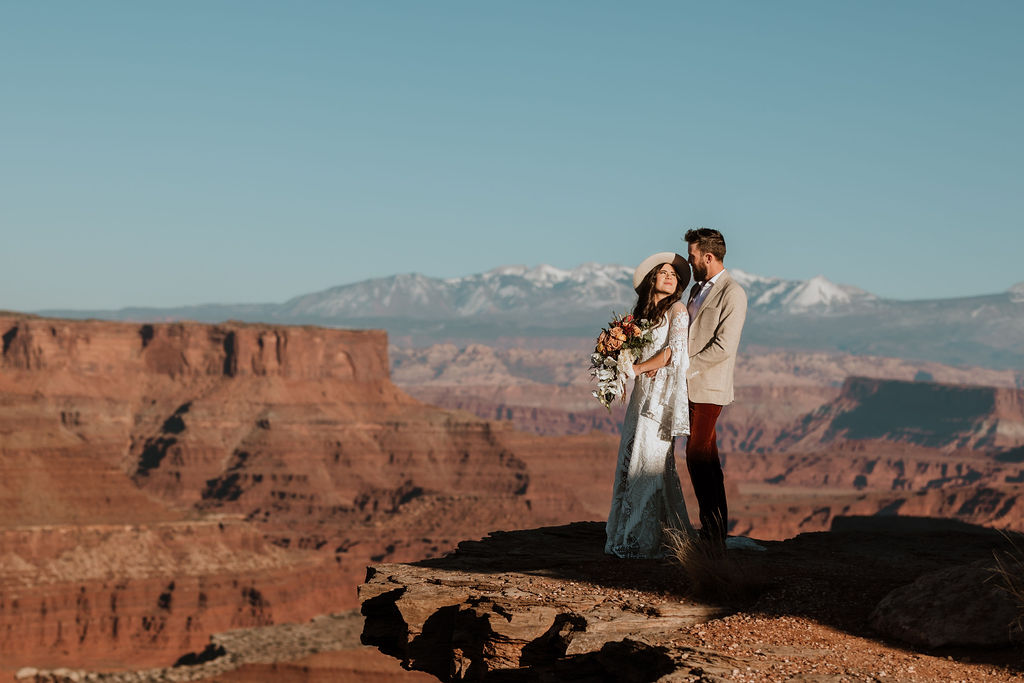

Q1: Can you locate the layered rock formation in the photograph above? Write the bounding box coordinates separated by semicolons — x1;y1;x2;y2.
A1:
19;610;436;683
776;376;1024;452
0;316;393;672
6;313;1024;676
2;521;349;673
0;315;613;675
726;377;1024;536
392;342;1024;540
390;344;1022;447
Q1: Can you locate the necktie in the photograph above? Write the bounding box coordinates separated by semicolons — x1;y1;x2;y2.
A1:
688;282;703;304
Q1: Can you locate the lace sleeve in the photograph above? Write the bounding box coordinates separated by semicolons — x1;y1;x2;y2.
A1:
640;304;690;437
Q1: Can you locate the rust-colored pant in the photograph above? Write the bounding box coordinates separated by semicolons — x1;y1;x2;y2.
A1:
686;402;727;543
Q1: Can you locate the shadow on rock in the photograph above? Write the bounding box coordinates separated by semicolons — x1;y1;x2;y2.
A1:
396;515;1024;675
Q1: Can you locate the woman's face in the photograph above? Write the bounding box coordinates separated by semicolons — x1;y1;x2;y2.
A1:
653;264;678;296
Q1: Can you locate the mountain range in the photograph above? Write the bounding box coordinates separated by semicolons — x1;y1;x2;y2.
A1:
30;265;1024;369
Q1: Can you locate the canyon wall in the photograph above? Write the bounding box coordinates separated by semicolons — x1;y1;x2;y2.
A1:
392;342;1024;542
0;316;611;675
4;316;1024;675
0;317;390;671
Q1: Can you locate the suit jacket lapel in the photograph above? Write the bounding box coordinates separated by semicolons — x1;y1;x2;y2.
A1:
692;270;731;323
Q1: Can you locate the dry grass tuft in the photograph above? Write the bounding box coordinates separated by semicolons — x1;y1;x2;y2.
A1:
663;529;764;605
991;530;1024;636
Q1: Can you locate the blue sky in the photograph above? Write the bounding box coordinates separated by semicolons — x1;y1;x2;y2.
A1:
2;1;1022;310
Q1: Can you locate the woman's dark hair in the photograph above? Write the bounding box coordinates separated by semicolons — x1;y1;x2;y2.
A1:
632;262;689;325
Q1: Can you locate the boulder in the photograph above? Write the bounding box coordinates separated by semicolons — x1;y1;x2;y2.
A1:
870;560;1022;647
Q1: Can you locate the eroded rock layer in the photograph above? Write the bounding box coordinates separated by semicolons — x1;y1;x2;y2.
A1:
0;521;347;671
393;342;1024;540
0;316;609;674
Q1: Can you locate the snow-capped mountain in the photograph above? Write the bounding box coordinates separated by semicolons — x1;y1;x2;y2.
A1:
32;265;1024;370
1010;282;1024;304
279;264;876;322
282;263;636;320
730;270;877;313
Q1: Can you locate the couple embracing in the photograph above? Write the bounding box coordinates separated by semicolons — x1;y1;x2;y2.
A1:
605;228;748;559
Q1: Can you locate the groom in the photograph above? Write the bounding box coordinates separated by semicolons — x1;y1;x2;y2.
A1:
684;228;747;547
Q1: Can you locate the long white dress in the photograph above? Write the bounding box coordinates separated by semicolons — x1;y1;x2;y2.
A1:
605;303;694;558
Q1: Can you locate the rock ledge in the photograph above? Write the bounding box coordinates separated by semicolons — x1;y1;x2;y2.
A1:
360;519;1024;682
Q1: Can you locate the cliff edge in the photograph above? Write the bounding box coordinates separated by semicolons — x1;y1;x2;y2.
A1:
360;519;1024;682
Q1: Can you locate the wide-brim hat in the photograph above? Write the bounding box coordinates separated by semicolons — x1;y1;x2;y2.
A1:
633;252;690;292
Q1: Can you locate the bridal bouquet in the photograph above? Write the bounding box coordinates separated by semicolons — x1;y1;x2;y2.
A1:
589;313;653;409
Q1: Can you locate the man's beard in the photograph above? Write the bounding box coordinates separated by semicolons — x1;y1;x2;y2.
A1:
692;265;707;282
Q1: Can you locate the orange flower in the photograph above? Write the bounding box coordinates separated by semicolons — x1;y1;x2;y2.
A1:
606;327;626;351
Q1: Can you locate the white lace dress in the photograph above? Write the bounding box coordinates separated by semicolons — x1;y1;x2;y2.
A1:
605;304;694;558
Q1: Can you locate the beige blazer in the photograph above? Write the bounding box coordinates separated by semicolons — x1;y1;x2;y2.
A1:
686;269;747;405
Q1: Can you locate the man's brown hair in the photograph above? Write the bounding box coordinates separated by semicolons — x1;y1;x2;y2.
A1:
684;228;727;262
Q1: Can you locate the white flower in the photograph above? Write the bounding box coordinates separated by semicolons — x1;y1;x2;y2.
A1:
617;353;635;380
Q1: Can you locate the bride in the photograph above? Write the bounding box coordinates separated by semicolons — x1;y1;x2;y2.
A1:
605;252;694;559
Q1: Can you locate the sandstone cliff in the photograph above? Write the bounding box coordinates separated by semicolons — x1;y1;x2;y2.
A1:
6;314;1024;676
776;376;1024;453
0;315;611;675
391;344;1023;452
721;376;1024;536
0;316;391;671
392;343;1024;540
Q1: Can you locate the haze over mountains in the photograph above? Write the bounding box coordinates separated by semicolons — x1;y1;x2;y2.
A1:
35;264;1024;368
